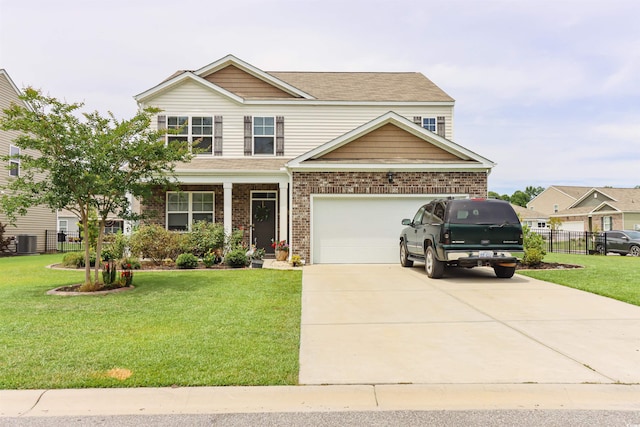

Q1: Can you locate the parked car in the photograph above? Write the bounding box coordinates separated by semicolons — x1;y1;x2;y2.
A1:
399;198;523;278
594;230;640;256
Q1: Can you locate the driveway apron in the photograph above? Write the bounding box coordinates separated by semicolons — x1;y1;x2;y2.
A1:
298;264;640;385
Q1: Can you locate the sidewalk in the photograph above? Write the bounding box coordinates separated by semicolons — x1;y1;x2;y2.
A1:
2;384;640;417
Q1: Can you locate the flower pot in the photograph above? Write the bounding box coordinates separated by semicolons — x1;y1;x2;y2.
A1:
251;259;264;269
276;250;288;261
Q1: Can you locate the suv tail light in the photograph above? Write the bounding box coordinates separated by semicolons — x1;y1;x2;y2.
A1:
442;228;451;244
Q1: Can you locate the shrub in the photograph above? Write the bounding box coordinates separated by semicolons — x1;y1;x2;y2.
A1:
129;224;184;265
224;248;247;268
102;231;129;261
202;250;221;268
62;251;85;268
522;225;546;266
119;257;141;270
176;253;199;269
62;251;96;268
186;221;226;257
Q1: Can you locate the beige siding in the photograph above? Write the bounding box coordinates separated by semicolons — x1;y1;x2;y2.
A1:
527;187;579;215
0;71;57;252
320;123;459;160
203;65;297;99
145;80;455;158
623;213;640;230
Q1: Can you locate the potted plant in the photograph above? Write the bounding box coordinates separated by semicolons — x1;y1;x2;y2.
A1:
249;247;266;268
271;239;289;261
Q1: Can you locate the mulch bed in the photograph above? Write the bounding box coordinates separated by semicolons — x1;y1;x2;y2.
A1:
516;262;582;270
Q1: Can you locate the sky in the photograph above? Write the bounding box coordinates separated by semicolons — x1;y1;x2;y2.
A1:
1;0;639;195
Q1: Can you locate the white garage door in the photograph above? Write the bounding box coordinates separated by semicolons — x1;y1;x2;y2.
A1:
311;196;430;264
561;221;585;231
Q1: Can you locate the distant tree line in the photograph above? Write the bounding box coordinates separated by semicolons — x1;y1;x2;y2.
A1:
488;186;545;207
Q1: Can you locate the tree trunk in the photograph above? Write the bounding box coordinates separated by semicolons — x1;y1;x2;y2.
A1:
80;208;91;285
93;219;106;285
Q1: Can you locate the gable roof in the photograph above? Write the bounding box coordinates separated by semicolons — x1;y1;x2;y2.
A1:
0;69;33;112
287;111;493;171
135;55;454;104
552;187;640;216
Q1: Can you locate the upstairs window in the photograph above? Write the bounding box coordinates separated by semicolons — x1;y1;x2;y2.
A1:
9;145;20;177
166;116;214;155
253;116;275;155
422;117;436;132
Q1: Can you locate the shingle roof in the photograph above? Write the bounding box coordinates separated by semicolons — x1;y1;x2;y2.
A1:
268;72;454;102
175;158;288;172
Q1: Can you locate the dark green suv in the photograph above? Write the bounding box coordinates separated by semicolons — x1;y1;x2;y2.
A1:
399;198;523;278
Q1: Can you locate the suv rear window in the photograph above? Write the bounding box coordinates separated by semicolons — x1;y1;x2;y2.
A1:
447;200;519;225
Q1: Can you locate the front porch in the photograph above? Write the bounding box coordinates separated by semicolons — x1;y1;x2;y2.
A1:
142;180;289;255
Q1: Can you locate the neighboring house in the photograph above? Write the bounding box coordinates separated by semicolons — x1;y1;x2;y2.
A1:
134;55;495;264
551;187;640;232
511;204;549;230
0;69;57;253
527;185;594;216
57;209;125;236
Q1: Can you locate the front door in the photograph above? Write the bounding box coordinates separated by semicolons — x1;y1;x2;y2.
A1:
251;191;277;254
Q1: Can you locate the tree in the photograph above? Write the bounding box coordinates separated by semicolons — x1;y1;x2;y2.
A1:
0;88;191;287
524;186;545;200
510;190;529;207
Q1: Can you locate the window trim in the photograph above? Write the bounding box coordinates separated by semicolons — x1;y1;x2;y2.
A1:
252;116;276;156
422;117;436;133
166;115;214;156
9;145;20;177
166;191;215;231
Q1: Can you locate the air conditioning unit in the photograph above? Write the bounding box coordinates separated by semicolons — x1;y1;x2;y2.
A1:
16;235;37;254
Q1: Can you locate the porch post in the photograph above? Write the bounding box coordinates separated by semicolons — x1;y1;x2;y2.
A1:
279;181;288;242
223;182;233;236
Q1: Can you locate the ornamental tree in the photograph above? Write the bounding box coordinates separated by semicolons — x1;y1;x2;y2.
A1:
0;88;191;287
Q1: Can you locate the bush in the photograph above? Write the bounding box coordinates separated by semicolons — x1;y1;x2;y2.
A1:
129;224;184;265
119;257;141;270
176;253;199;269
186;221;226;257
102;231;129;261
61;251;96;268
522;225;546;266
62;252;85;268
202;250;221;268
224;248;247;268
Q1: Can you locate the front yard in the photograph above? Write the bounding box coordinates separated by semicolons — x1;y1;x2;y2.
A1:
0;254;302;389
1;252;638;390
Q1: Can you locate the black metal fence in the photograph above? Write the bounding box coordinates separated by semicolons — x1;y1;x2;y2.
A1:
45;230;86;253
530;229;600;255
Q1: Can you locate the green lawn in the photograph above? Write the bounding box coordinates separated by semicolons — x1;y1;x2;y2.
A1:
518;252;640;306
0;254;302;389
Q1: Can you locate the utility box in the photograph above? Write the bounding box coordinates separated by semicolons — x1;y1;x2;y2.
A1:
16;235;37;254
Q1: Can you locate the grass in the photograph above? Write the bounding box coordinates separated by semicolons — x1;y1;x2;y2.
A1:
0;254;302;389
518;252;640;306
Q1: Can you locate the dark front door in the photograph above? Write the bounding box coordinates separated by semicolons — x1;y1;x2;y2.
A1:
251;195;277;254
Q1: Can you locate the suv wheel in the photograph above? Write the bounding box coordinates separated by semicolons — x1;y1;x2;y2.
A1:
595;244;605;255
630;245;640;257
494;265;516;278
400;241;413;267
425;246;444;279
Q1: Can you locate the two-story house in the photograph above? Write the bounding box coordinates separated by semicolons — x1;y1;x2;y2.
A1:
134;55;495;264
0;69;57;253
529;185;640;232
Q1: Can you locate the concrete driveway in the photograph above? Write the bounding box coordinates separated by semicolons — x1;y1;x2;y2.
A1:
299;264;640;385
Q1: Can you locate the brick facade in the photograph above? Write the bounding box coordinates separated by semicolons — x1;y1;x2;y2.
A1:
291;171;487;261
141;183;280;247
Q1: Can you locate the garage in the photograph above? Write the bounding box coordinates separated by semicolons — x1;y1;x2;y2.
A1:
311;195;430;264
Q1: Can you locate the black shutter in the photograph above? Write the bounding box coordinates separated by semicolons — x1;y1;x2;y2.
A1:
276;116;284;156
413;116;422;127
244;116;252;156
214;115;223;156
157;115;167;143
437;116;445;137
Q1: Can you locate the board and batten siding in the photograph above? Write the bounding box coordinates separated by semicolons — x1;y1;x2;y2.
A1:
0;71;57;252
143;80;454;158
